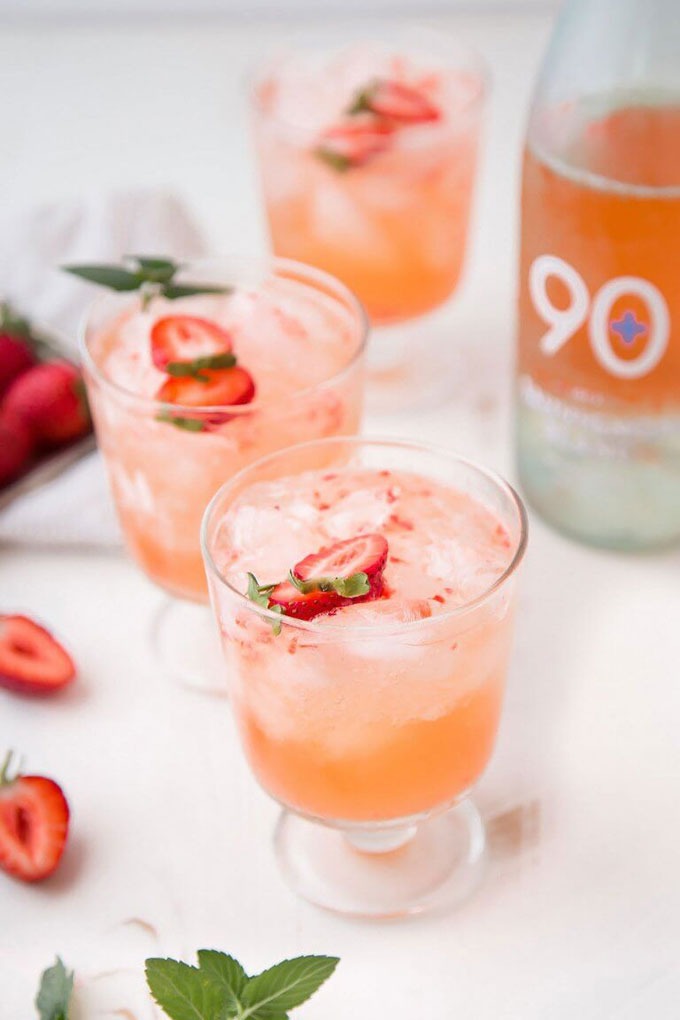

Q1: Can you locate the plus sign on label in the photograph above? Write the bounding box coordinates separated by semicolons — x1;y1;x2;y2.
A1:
529;255;670;380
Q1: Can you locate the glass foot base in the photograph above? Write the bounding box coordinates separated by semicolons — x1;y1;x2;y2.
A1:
274;800;486;918
149;597;226;696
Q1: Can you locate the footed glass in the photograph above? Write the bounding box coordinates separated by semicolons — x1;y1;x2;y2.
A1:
202;438;527;916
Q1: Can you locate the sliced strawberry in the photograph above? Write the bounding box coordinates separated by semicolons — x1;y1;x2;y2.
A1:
294;533;388;595
0;753;69;882
0;410;34;488
150;316;233;371
315;117;393;171
268;581;345;621
355;79;441;124
0;615;76;695
3;360;90;448
156;366;255;426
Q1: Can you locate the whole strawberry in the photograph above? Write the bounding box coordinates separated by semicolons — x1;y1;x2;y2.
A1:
4;359;90;448
0;409;34;487
0;332;36;397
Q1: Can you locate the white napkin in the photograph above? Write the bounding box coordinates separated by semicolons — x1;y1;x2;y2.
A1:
0;188;208;548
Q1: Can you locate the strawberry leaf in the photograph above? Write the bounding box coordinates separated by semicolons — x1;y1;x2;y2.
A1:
314;146;351;173
246;574;283;635
288;571;369;598
127;256;178;282
166;353;237;378
240;956;339;1018
196;951;248;1012
145;958;225;1020
35;957;74;1020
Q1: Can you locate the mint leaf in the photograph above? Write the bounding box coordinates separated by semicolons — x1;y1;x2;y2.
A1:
62;264;143;291
166;353;237;379
35;957;74;1020
240;956;339;1018
162;283;232;300
127;256;178;282
196;951;248;1012
145;958;224;1020
155;411;206;432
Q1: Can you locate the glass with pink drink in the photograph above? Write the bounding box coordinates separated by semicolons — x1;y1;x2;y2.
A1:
202;437;526;915
251;31;487;408
79;257;367;690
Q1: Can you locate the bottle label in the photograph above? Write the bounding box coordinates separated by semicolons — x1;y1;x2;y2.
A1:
529;254;670;381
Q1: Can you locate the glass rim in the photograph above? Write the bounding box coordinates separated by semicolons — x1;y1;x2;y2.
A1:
78;254;370;417
201;436;528;638
247;26;490;142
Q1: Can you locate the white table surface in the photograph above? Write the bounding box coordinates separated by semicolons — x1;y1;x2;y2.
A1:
3;8;680;1019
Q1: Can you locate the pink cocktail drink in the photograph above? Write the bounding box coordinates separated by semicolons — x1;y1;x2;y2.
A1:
82;258;367;603
203;438;526;915
253;38;486;326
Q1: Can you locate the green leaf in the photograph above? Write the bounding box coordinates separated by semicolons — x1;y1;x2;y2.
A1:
166;353;237;378
0;300;32;340
62;264;142;291
346;85;375;115
161;283;232;301
287;572;369;598
314;146;351;173
155;410;206;432
128;256;179;282
246;575;283;636
196;951;248;1012
331;572;369;598
35;957;74;1020
240;956;339;1018
145;958;224;1020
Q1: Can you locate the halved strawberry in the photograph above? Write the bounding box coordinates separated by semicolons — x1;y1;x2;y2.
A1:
156;366;256;426
150;315;234;371
315;118;393;171
0;753;69;882
268;581;345;621
0;615;76;695
353;79;441;124
294;533;388;595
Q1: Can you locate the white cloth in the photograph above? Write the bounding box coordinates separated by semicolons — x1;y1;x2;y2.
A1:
0;189;208;549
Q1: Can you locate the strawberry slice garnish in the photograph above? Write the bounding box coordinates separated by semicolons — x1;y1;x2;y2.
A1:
315;118;393;172
0;615;76;695
247;534;389;625
294;533;388;593
0;752;70;882
350;78;441;124
156;366;256;428
150;315;234;372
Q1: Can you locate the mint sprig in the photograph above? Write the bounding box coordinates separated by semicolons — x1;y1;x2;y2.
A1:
246;573;283;635
146;951;339;1020
35;957;74;1020
288;570;369;598
62;256;232;307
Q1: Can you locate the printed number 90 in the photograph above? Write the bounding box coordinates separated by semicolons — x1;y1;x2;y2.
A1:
529;255;670;380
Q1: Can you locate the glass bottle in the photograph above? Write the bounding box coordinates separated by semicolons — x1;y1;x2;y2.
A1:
516;0;680;549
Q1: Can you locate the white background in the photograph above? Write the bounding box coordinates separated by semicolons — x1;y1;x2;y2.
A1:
2;5;680;1020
